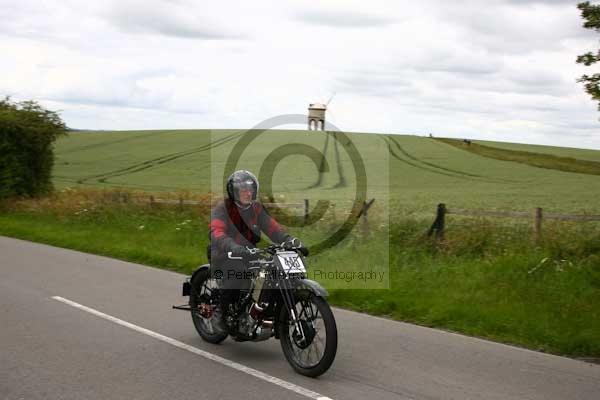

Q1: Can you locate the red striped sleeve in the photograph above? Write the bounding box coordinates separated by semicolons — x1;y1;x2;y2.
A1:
210;218;227;239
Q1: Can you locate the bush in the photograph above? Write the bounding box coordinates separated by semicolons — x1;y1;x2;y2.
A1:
0;97;66;198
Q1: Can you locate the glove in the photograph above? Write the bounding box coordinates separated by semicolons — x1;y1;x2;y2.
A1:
283;237;309;257
298;246;309;257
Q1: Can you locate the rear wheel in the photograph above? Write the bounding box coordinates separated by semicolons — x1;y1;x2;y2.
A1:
189;268;228;344
279;293;337;377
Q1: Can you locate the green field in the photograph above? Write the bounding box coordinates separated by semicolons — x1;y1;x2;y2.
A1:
53;129;600;216
474;139;600;163
3;129;600;358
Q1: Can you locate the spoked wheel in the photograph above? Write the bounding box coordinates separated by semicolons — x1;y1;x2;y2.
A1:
279;294;337;377
189;268;228;344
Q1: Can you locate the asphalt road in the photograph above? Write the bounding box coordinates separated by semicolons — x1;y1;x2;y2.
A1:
1;235;599;400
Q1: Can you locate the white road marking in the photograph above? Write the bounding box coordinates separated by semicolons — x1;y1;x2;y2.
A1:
52;296;332;400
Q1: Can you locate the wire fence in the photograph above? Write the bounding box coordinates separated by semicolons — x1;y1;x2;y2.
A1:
427;203;600;242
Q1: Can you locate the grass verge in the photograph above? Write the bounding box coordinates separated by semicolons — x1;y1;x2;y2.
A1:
1;190;599;358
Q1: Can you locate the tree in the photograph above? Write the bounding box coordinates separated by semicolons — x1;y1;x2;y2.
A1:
0;97;66;198
577;2;600;111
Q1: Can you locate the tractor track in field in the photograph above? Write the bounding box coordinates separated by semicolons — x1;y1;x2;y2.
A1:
307;132;329;189
307;132;347;189
53;176;204;192
76;132;243;185
59;131;174;154
389;136;484;178
385;137;462;179
385;136;510;183
332;132;347;188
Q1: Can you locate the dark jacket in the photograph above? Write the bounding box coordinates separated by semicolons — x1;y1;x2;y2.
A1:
209;199;290;263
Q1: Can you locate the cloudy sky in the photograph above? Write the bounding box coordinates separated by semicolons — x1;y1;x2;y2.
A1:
1;0;599;149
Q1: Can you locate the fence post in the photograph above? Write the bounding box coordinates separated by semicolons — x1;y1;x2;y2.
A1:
304;199;309;224
359;199;375;236
427;203;446;239
150;195;155;207
179;196;184;211
533;207;543;243
361;203;369;236
437;203;446;239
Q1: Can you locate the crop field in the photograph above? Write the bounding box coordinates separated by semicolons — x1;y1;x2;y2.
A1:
473;139;600;162
53;129;600;216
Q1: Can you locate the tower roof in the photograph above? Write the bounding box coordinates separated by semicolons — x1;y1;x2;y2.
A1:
308;103;327;110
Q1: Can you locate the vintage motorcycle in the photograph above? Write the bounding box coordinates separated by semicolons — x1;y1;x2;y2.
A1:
174;242;338;377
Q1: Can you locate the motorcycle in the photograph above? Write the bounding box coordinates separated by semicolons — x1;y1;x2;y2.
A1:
174;242;338;377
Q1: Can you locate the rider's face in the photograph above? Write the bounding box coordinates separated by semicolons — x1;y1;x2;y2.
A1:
238;188;254;205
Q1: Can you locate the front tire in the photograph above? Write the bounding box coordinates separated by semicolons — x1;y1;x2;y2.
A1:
189;268;228;344
279;294;337;377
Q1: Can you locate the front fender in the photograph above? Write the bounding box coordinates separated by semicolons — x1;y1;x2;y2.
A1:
290;278;329;298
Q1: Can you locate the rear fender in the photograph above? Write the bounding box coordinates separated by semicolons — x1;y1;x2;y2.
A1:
182;264;210;296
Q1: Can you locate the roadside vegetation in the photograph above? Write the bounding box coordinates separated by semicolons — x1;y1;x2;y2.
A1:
1;189;598;359
436;138;600;176
0;97;66;198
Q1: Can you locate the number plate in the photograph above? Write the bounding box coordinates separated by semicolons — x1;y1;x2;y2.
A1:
276;251;306;274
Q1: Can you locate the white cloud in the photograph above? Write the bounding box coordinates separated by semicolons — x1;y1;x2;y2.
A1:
294;10;397;28
104;0;241;39
0;0;598;149
434;1;587;54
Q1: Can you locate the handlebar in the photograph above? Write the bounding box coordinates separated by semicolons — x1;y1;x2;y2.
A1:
227;243;308;261
227;252;243;260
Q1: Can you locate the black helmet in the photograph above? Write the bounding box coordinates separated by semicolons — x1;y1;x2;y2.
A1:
226;170;259;208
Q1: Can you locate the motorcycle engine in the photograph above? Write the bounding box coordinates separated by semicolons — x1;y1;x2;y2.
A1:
237;304;273;341
238;311;257;337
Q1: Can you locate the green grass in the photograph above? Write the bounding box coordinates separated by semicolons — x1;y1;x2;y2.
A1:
437;138;600;176
332;218;600;356
0;207;204;273
1;194;599;358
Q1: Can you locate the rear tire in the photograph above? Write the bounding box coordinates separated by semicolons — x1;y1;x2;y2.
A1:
189;268;228;344
279;294;337;377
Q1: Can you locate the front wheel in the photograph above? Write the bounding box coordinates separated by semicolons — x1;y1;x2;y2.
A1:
189;268;228;344
279;294;337;377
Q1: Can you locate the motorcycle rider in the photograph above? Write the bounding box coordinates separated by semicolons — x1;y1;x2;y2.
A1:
209;170;306;331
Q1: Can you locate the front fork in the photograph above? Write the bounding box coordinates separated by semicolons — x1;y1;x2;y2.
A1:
279;278;307;342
